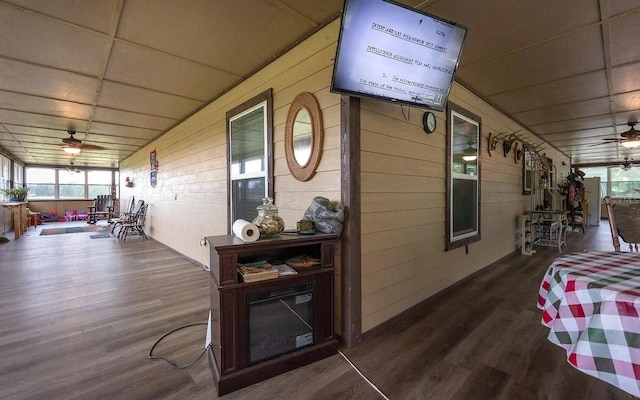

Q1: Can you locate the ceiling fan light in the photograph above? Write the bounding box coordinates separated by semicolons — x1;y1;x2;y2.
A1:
622;140;640;148
63;146;81;154
462;144;477;161
462;154;478;161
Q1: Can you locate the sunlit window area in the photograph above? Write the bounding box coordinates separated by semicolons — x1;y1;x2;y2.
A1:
1;156;10;192
578;166;640;198
25;167;117;200
59;169;85;198
26;168;56;199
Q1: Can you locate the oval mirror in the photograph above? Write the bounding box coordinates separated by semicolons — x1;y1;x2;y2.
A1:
293;108;312;166
285;92;323;181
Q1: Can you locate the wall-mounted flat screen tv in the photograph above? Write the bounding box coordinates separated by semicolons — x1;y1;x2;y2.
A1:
330;0;467;112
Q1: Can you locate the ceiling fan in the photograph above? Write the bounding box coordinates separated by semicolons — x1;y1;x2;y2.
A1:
66;162;80;173
621;157;634;171
61;130;105;154
598;122;640;148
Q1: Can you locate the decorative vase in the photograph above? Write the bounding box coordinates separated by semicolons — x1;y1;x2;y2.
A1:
252;197;285;238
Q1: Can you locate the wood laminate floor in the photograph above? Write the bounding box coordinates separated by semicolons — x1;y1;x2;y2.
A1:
0;220;637;399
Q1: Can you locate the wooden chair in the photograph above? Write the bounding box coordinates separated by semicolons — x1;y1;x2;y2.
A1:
87;195;114;224
604;196;640;251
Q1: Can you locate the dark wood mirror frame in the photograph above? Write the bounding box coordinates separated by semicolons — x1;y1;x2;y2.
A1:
285;92;323;182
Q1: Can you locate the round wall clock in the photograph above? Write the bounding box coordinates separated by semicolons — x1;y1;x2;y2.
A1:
423;111;436;134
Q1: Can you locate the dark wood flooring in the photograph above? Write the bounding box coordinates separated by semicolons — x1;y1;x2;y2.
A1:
0;220;637;399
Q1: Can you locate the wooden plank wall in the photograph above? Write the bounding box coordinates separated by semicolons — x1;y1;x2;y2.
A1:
118;20;345;333
359;83;570;332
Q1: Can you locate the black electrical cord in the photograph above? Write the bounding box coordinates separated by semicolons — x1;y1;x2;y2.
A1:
148;322;212;369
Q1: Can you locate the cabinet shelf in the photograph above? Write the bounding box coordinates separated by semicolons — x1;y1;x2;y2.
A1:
205;233;339;395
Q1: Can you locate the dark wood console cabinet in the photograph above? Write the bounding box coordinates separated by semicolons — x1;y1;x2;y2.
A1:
205;233;338;395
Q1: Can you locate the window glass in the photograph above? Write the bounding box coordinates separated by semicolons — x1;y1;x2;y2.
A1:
0;156;9;192
232;178;266;222
579;166;640;198
26;168;55;199
230;104;267;222
446;103;481;251
59;170;85;198
227;90;273;228
14;163;23;184
87;170;112;198
2;157;9;180
609;166;640;198
580;166;607;196
114;171;119;199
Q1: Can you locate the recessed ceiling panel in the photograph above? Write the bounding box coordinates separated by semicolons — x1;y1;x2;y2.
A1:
513;97;612;126
0;91;93;120
116;0;314;73
609;11;640;66
457;26;605;96
93;107;177;131
612;92;640;113
89;121;161;141
278;0;343;23
423;0;600;65
488;70;609;114
609;0;640;16
0;59;100;104
105;41;241;101
0;2;109;76
540;126;617;142
0;109;84;132
7;0;119;33
97;81;204;120
530;115;616;135
611;63;640;94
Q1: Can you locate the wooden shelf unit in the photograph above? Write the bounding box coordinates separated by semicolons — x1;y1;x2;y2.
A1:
205;233;339;396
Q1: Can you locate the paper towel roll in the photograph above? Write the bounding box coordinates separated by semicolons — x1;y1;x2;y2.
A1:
232;219;260;242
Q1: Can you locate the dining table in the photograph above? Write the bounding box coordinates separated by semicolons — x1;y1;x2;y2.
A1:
537;251;640;397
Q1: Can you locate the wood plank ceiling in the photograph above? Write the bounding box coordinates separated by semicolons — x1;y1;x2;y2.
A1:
0;0;638;168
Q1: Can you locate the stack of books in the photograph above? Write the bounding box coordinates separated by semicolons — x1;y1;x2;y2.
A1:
238;261;279;283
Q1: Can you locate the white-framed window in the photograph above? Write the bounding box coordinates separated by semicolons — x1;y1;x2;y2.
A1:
25;167;116;200
26;168;56;199
14;163;23;185
1;156;9;193
88;170;112;198
59;169;85;198
226;89;273;226
446;102;481;251
579;166;640;198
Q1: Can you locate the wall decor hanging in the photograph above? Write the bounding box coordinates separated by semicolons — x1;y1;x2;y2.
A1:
150;147;157;187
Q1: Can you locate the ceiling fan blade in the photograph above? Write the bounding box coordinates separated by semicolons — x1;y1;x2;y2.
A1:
62;137;81;145
79;143;106;151
588;141;620;147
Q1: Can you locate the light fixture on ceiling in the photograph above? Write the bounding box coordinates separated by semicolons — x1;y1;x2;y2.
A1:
66;162;79;173
621;139;640;148
462;144;477;161
63;146;81;155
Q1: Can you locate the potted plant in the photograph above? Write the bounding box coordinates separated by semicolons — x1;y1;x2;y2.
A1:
1;186;29;202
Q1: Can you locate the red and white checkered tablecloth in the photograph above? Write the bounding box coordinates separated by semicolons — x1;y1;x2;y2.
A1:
538;251;640;397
